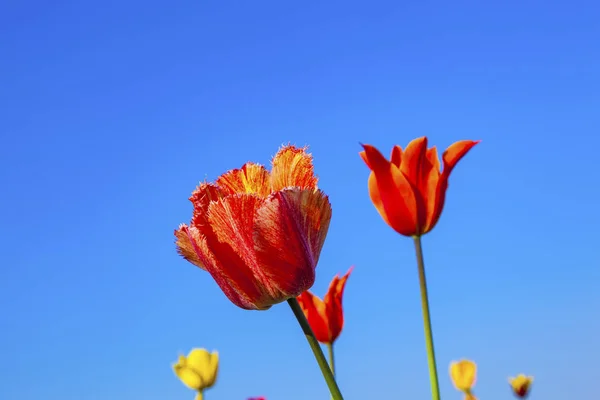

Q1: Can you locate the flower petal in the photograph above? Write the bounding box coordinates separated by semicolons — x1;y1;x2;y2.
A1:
361;144;419;236
175;225;256;308
390;145;402;167
449;359;477;391
442;140;480;177
186;349;212;375
297;291;331;343
173;364;203;390
425;140;479;232
205;194;277;309
253;188;332;297
324;267;352;342
270;145;318;191
175;224;206;270
399;137;435;230
215;163;271;197
189;183;226;227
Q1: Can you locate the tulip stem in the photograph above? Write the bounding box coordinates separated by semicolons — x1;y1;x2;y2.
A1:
287;298;344;400
327;342;336;377
413;236;441;400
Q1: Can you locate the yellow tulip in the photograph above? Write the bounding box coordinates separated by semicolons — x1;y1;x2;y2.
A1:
449;359;477;392
509;374;533;398
173;348;219;399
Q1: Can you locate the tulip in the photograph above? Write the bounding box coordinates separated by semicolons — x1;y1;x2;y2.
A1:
359;137;479;237
175;145;332;311
173;348;219;400
297;267;353;377
175;145;344;400
449;359;477;393
297;267;352;345
509;374;534;398
361;137;479;400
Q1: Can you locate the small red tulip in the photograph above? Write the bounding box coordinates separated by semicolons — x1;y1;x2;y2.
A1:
297;267;353;344
360;137;479;237
175;146;332;310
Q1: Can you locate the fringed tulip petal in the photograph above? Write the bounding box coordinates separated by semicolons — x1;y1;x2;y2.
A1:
215;163;271;197
204;195;276;310
190;183;226;227
254;188;332;297
175;224;206;270
270;145;318;191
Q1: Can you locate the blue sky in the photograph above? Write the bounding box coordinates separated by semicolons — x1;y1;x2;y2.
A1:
1;0;599;399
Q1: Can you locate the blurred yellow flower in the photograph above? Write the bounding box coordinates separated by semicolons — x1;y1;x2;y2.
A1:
173;348;219;400
449;359;477;392
464;394;478;400
509;374;533;398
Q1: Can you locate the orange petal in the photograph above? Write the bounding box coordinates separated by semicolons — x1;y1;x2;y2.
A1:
297;291;330;343
215;163;271;197
361;144;419;236
425;140;479;233
253;188;332;297
324;267;352;342
174;224;206;270
359;150;371;169
204;194;277;309
421;146;442;231
190;183;226;227
270;145;318;191
442;140;480;177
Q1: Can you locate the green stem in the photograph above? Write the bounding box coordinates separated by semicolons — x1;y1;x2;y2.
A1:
327;342;336;378
287;298;344;400
413;236;441;400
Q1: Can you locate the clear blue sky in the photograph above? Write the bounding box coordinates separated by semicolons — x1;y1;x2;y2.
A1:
1;1;599;399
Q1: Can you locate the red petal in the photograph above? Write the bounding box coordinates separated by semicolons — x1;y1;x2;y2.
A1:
390;145;403;167
399;137;433;232
205;194;277;310
425;140;479;233
176;224;264;309
297;291;331;343
189;183;225;227
270;145;318;191
324;267;353;342
253;188;332;297
215;163;271;197
361;144;419;236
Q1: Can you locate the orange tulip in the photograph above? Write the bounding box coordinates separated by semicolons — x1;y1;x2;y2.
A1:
360;137;479;236
175;145;332;310
296;267;352;344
